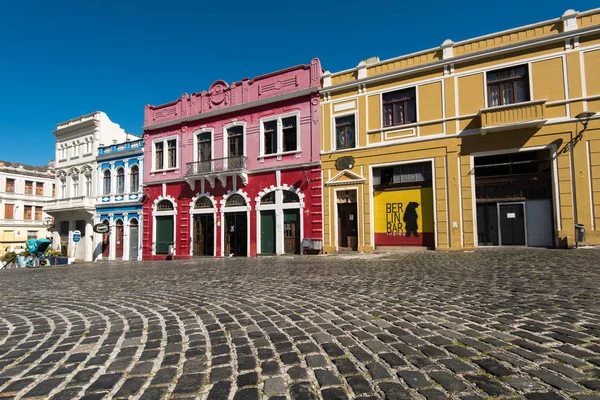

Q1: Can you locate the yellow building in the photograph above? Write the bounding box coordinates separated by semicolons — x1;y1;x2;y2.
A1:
0;161;55;257
320;8;600;253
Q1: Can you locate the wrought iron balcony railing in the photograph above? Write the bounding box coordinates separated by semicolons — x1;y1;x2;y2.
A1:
185;156;247;177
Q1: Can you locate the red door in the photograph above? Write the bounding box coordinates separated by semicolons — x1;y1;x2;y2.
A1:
115;220;124;258
102;233;109;257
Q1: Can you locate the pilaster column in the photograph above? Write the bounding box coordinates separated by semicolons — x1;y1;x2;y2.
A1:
123;213;129;261
84;220;93;262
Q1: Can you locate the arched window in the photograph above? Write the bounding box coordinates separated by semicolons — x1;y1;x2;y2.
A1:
103;170;111;195
72;175;79;197
130;165;139;192
225;194;246;207
261;192;275;204
283;191;300;203
116;168;125;194
60;178;67;199
194;197;212;209
156;200;174;211
85;173;92;196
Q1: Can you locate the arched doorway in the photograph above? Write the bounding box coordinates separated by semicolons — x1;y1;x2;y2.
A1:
101;219;110;258
257;189;302;255
154;200;175;255
192;196;215;256
115;219;124;258
282;191;301;254
129;218;139;260
224;194;248;257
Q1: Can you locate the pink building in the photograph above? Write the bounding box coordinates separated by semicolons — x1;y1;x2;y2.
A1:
142;59;322;259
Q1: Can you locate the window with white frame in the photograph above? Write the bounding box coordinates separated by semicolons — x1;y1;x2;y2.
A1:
130;165;139;192
155;142;164;170
85;173;92;196
153;138;177;170
116;167;125;194
263;120;277;155
261;114;299;156
72;176;79;197
383;87;417;127
85;139;91;154
487;65;530;107
72;141;79;157
60;178;67;198
335;115;356;150
103;170;111;195
227;127;243;157
167;139;176;168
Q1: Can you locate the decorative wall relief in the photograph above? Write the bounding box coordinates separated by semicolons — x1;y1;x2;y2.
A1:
209;81;229;108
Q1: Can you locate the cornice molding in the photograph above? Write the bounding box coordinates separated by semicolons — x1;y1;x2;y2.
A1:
53;119;99;138
143;88;317;131
323;25;600;94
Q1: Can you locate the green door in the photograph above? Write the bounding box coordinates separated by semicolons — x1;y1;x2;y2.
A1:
260;210;276;254
156;215;174;254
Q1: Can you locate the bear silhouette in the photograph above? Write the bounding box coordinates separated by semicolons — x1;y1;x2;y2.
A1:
403;202;420;238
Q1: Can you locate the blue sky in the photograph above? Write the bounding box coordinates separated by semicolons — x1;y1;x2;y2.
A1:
0;0;597;166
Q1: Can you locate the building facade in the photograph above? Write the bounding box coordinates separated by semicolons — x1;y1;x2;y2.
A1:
142;59;322;259
95;138;144;261
320;9;600;253
0;161;55;256
45;112;130;261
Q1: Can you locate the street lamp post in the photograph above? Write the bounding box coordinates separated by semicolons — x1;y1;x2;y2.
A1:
571;111;596;248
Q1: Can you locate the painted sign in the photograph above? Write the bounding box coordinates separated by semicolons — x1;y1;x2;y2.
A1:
72;230;81;243
373;187;434;246
93;223;110;234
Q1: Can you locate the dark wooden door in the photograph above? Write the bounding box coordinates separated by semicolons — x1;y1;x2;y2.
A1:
198;140;211;161
283;209;300;254
115;220;124;258
225;212;247;257
129;220;139;260
338;203;358;249
193;214;214;256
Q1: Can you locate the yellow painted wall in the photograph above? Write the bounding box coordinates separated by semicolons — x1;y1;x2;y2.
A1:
320;13;600;251
418;82;443;121
584;49;600;95
531;57;567;119
457;74;485;115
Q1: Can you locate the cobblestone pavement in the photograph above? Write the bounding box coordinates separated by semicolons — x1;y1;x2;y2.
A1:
1;249;600;400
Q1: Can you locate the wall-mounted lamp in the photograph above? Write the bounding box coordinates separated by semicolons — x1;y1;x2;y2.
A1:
576;111;596;128
573;111;597;147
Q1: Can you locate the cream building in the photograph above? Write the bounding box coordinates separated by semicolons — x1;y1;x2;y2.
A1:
45;112;129;261
0;161;55;256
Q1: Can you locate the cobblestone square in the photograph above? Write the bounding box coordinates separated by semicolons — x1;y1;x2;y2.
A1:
1;249;600;399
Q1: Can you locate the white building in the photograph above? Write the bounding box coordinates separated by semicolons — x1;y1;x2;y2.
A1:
0;161;55;256
45;112;129;261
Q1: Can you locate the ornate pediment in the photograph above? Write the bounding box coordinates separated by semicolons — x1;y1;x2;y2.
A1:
325;169;366;186
208;80;229;108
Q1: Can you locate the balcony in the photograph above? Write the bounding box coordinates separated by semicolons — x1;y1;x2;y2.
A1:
45;196;96;215
98;139;144;157
479;99;547;135
185;156;248;190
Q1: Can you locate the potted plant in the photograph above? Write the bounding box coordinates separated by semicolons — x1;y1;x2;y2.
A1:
2;251;19;269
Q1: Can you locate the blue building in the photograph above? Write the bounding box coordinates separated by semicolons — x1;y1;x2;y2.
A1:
95;138;144;261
